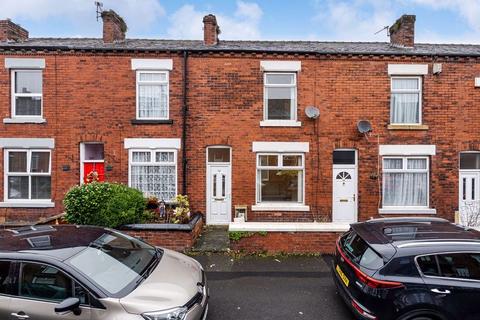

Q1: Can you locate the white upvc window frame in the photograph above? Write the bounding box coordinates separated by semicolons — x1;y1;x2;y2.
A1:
11;69;43;119
263;72;297;122
255;152;305;208
135;70;169;120
382;156;430;210
4;149;52;203
390;76;422;125
128;148;177;202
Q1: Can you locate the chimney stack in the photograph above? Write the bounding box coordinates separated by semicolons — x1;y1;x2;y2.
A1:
0;19;28;42
389;14;416;48
203;14;220;46
101;10;127;43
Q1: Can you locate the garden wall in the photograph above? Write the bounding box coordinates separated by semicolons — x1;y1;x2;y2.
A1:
120;214;204;252
230;231;343;254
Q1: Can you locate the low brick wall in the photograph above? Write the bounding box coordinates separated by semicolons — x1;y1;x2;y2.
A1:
230;231;343;254
120;214;204;252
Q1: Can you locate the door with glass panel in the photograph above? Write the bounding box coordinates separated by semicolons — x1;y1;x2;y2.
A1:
459;152;480;226
206;147;231;225
332;150;357;222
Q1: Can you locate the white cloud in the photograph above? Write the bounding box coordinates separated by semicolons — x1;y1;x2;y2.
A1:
0;0;165;36
406;0;480;32
311;0;395;42
167;1;263;40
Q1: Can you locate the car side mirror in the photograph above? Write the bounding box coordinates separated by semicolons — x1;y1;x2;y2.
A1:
55;297;81;316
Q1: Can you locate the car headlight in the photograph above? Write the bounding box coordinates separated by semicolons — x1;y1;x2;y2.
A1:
142;307;188;320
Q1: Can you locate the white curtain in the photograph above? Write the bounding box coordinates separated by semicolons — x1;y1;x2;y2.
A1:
384;159;427;206
138;84;167;118
391;93;419;124
131;165;176;201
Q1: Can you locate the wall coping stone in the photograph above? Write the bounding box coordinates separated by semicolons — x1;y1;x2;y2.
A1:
121;213;202;232
229;221;350;233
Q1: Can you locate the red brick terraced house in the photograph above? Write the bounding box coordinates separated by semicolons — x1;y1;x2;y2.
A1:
1;12;480;252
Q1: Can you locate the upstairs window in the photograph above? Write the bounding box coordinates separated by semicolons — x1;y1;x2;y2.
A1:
136;71;169;120
12;70;43;117
264;73;297;121
390;77;421;124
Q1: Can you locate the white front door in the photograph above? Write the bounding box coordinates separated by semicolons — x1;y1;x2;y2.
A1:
207;164;231;224
332;167;357;222
459;171;480;226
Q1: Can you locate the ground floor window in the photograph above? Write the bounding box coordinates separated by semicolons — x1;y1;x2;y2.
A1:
129;149;177;201
256;153;304;204
382;156;429;207
4;149;51;201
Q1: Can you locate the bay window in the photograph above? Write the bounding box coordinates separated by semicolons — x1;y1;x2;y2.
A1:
256;153;304;204
390;77;421;124
136;71;169;120
129;149;176;201
5;150;51;201
382;156;428;207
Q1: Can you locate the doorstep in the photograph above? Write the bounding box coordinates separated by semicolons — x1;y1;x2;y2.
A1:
228;221;351;233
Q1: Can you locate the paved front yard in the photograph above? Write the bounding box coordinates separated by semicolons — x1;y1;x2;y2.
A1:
192;254;354;320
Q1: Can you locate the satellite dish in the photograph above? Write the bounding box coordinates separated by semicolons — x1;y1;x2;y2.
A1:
305;106;320;119
357;120;372;134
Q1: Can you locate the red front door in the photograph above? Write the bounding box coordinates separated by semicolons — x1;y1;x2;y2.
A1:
83;162;105;183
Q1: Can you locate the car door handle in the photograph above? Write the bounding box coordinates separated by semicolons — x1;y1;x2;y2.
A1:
431;288;451;294
11;313;30;319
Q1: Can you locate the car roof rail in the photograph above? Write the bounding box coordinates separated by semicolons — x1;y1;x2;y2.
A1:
366;217;449;224
8;225;55;236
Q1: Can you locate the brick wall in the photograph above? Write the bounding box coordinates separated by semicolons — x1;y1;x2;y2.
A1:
0;50;479;225
121;216;204;252
230;231;343;254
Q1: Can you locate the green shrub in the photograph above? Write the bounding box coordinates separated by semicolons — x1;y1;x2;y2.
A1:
64;182;146;228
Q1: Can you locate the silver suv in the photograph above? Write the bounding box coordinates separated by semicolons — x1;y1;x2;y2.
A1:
0;225;208;320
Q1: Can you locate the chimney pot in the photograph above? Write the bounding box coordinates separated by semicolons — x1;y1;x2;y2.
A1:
203;14;220;46
0;19;28;42
101;10;127;43
389;14;416;48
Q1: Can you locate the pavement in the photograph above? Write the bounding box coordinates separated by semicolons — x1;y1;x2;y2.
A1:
191;253;354;320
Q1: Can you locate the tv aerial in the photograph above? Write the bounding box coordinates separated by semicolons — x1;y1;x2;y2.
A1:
305;106;320;120
95;1;104;21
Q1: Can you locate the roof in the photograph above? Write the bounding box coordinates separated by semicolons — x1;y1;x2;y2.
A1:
2;38;480;57
0;225;108;260
352;218;480;248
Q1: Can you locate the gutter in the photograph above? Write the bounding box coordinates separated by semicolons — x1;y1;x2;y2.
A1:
182;50;188;195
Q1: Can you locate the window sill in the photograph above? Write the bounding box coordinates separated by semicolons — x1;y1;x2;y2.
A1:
131;119;173;125
379;207;436;215
0;201;55;208
387;124;429;131
252;204;310;212
260;120;302;127
3;117;46;124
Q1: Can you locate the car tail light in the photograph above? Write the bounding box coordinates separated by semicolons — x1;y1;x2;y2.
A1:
336;239;404;289
351;299;377;320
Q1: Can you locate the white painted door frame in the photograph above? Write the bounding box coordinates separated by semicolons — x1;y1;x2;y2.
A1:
206;146;232;225
332;149;358;223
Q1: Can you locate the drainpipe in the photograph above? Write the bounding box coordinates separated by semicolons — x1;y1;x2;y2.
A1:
181;50;189;195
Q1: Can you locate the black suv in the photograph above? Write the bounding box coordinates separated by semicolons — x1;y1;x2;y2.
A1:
333;217;480;320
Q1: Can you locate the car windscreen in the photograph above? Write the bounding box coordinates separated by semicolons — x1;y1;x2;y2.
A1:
341;231;384;270
67;230;159;297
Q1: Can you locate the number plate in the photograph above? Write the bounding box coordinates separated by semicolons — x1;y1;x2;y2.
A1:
336;264;349;287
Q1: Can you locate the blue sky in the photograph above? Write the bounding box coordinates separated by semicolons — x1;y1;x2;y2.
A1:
1;0;479;43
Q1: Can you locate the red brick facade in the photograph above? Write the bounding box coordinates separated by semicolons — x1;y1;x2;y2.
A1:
0;13;479;230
